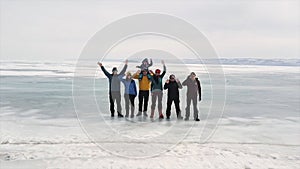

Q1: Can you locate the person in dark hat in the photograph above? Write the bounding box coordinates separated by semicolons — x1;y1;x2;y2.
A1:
164;74;183;120
97;60;128;117
149;60;166;119
182;72;201;121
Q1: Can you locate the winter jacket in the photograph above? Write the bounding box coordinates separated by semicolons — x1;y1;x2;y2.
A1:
137;58;153;71
100;64;127;92
133;72;152;91
121;78;137;96
151;65;166;92
164;80;182;98
182;77;201;100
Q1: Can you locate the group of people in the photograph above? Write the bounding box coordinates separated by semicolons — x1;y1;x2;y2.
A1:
97;58;201;121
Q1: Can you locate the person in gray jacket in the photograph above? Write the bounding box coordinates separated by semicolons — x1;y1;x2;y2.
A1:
182;72;201;121
97;60;128;117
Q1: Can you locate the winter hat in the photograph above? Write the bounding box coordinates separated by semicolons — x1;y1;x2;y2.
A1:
142;58;148;63
190;72;196;76
112;67;118;72
155;69;161;74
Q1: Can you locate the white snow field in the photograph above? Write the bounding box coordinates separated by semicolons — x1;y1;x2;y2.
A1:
0;60;299;169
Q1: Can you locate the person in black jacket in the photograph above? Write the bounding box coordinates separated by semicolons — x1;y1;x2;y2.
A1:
182;72;201;121
164;74;183;120
97;60;128;117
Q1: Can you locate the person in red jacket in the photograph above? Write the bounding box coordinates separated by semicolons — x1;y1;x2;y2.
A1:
182;72;201;121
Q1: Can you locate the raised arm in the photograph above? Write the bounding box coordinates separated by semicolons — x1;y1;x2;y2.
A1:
149;59;153;67
132;70;141;79
177;80;183;89
163;80;170;90
182;76;189;86
119;60;128;75
98;62;110;78
161;60;166;77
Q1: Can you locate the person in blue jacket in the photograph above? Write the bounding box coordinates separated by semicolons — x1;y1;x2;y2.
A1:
121;72;137;118
97;60;128;117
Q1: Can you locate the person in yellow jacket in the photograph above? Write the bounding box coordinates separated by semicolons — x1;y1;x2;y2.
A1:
133;69;153;117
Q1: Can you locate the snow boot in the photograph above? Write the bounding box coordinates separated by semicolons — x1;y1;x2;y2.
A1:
117;112;124;118
159;109;164;119
176;111;183;120
143;111;148;117
150;109;155;118
136;111;142;116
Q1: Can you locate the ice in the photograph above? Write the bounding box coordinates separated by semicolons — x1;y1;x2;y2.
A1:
1;113;299;168
0;60;299;168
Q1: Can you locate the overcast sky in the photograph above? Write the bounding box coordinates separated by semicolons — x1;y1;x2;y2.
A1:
0;0;299;61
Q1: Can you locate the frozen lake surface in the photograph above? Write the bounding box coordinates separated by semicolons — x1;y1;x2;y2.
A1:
0;60;299;168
